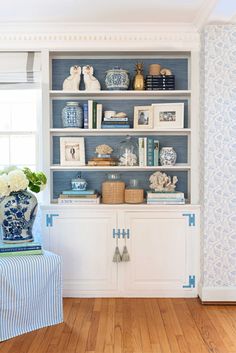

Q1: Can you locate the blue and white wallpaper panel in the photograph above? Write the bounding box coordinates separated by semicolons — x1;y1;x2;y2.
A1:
203;26;236;287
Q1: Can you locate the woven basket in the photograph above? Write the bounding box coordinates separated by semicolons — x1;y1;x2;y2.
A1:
102;180;125;204
125;189;144;204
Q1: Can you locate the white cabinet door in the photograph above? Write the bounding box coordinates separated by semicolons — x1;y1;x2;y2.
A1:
44;210;117;297
122;210;199;297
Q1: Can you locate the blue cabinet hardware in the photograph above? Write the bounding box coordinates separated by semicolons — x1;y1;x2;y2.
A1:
183;275;195;288
182;213;196;227
46;214;59;227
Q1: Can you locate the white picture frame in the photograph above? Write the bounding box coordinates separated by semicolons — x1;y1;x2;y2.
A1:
134;106;153;129
152;103;184;129
60;137;85;166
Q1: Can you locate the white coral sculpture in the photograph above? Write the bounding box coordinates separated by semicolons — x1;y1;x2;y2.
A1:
95;144;113;155
119;151;138;166
149;171;178;192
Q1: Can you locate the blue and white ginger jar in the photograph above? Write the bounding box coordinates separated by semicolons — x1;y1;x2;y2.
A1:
62;102;83;128
160;147;177;166
105;67;130;90
0;190;38;243
71;176;87;191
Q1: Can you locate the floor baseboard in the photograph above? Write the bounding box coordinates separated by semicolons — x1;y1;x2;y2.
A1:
199;285;236;303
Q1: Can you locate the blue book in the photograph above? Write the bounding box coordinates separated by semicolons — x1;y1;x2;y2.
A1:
147;138;154;166
101;125;131;129
83;103;88;129
62;190;95;195
0;241;42;253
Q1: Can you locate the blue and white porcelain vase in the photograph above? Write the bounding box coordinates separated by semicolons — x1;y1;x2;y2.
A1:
160;147;177;166
105;67;130;90
0;190;38;243
62;102;83;128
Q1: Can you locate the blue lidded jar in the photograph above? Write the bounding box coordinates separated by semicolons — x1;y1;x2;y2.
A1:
105;67;130;90
71;174;88;191
62;102;83;128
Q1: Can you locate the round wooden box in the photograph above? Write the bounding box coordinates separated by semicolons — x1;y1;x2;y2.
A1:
125;188;144;204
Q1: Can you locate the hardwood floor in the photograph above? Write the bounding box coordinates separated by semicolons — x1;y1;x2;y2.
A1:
1;298;236;353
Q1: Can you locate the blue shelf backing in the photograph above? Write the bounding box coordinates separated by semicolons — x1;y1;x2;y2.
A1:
52;58;188;91
53;170;188;200
52;135;188;165
52;99;189;129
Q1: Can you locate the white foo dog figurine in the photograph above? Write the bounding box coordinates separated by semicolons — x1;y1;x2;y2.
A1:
82;65;101;91
63;65;81;91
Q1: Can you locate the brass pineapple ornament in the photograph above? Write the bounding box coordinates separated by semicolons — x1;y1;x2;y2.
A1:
133;62;145;91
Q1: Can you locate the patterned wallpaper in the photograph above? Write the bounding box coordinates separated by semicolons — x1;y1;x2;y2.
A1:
202;25;236;286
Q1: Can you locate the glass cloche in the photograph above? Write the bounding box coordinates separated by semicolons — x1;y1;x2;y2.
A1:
118;136;138;166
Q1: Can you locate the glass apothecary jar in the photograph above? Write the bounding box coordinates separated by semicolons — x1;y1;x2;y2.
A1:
61;102;83;128
102;173;125;204
118;136;138;166
125;178;144;204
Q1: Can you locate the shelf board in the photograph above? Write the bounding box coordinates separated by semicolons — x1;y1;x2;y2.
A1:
42;203;200;210
50;128;191;136
50;164;190;172
50;90;191;99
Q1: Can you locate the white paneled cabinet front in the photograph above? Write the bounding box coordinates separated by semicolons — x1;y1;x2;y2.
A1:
121;211;199;297
43;210;118;297
42;207;199;297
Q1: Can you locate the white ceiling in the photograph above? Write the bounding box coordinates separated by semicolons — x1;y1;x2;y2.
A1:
0;0;236;30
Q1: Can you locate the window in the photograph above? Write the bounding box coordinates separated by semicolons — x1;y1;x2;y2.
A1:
0;89;40;170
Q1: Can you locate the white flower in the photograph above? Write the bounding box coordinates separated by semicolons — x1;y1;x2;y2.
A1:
0;174;10;197
8;169;29;193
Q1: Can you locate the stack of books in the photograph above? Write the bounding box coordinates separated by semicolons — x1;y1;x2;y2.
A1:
58;189;101;204
0;240;43;257
145;75;175;90
101;114;130;129
88;157;117;166
147;192;185;205
139;137;159;166
83;100;102;129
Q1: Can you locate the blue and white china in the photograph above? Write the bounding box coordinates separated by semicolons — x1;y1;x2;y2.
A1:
62;102;83;128
160;147;177;166
71;175;88;191
105;67;130;90
0;190;38;243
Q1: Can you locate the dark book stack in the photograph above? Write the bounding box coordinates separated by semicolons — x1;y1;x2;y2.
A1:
145;75;175;90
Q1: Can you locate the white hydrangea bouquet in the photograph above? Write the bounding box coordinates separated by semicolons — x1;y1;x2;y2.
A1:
0;166;47;197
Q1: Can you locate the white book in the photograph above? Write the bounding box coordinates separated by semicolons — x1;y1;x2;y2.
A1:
139;138;145;167
88;100;93;129
147;200;185;205
96;104;103;129
147;192;185;199
143;137;147;167
58;196;100;205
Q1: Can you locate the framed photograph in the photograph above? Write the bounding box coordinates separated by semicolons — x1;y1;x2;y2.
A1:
134;106;153;129
60;137;85;166
152;103;184;129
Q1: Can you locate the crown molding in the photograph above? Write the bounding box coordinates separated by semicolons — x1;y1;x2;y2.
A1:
0;22;197;33
0;23;200;51
193;0;219;30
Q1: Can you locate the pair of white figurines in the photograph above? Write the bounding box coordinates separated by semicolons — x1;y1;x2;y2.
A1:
62;65;101;91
